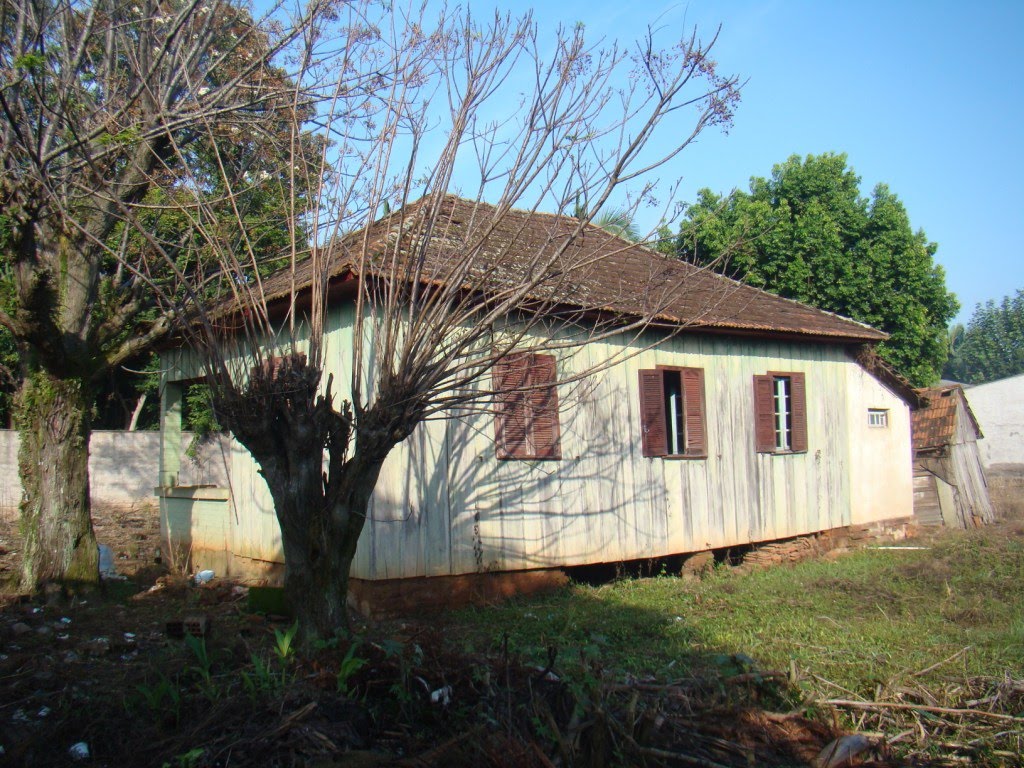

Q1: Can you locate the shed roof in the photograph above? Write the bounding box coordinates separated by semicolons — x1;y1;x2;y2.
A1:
912;385;984;452
258;195;886;344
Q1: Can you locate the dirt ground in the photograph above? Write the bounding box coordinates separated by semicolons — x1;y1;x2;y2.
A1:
0;507;982;768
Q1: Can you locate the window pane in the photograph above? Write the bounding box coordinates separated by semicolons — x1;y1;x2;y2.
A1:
773;376;791;450
868;408;888;428
663;370;685;455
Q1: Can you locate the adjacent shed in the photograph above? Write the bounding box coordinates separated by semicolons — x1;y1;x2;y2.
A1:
911;385;994;527
962;373;1024;518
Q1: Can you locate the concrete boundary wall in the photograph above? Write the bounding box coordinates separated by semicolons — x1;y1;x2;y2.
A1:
0;430;229;513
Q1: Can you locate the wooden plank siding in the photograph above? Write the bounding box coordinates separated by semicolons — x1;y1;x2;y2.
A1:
158;306;915;581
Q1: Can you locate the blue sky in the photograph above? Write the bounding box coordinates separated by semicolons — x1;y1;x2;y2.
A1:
460;0;1024;324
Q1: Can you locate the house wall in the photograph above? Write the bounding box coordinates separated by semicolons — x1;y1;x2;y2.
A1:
845;366;914;525
962;375;1024;519
158;308;915;580
962;373;1024;472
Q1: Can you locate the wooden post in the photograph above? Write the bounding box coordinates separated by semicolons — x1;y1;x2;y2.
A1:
159;380;183;487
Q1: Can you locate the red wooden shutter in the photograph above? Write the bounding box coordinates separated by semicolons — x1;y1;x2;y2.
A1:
753;375;776;453
638;369;667;457
789;372;808;453
529;354;561;460
681;367;707;456
493;354;529;459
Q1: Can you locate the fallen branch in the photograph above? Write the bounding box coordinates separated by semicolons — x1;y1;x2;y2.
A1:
823;699;1024;724
910;646;972;679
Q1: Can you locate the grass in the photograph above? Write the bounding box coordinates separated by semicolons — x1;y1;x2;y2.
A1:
448;524;1024;696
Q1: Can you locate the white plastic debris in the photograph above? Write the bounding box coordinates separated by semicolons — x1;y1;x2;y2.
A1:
430;685;452;706
194;569;215;584
68;742;90;761
60;617;72;625
37;707;50;718
813;734;874;768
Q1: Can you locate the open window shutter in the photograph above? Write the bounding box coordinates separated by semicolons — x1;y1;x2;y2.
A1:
681;367;707;456
529;354;561;460
493;354;529;459
753;375;776;452
638;369;667;457
789;372;808;452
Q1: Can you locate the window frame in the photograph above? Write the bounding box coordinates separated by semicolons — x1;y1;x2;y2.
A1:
638;365;707;459
867;408;889;428
753;371;808;454
492;352;562;461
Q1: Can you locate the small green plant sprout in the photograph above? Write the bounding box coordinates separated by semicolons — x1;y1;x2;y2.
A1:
273;621;299;664
240;653;280;701
184;634;222;701
336;643;367;695
135;673;183;725
161;747;205;768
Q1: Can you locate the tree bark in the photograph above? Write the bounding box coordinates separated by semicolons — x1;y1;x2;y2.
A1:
16;369;99;590
254;436;385;644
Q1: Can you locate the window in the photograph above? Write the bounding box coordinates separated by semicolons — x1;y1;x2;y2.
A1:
493;353;561;460
753;371;807;453
868;408;889;428
638;367;707;458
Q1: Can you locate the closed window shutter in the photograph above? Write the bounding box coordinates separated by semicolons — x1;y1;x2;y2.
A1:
493;352;561;460
638;369;667;457
529;354;561;459
789;372;808;453
493;354;530;459
681;367;707;456
753;375;776;452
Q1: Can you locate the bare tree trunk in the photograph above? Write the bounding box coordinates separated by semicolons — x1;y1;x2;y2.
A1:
128;393;147;431
214;361;386;642
16;369;99;590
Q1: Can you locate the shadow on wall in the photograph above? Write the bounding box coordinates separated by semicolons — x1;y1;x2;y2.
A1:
365;371;675;579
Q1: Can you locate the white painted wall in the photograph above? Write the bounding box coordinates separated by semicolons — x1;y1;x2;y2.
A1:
0;430;228;512
845;366;914;524
963;374;1024;471
159;306;915;580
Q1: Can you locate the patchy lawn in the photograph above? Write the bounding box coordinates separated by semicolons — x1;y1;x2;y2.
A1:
447;521;1024;764
1;513;1021;767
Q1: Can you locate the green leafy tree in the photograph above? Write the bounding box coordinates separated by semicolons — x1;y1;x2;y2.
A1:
945;290;1024;383
672;153;959;385
0;0;323;589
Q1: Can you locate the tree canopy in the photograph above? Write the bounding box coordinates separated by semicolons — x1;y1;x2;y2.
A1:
945;290;1024;384
669;153;959;386
0;0;324;587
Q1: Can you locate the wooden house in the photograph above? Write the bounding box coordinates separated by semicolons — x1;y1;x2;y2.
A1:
911;385;994;527
156;196;918;605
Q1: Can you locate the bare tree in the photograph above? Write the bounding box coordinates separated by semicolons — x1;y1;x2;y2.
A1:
0;0;329;589
162;3;742;640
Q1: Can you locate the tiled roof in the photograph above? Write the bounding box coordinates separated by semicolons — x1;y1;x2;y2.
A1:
912;385;984;451
258;195;887;343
